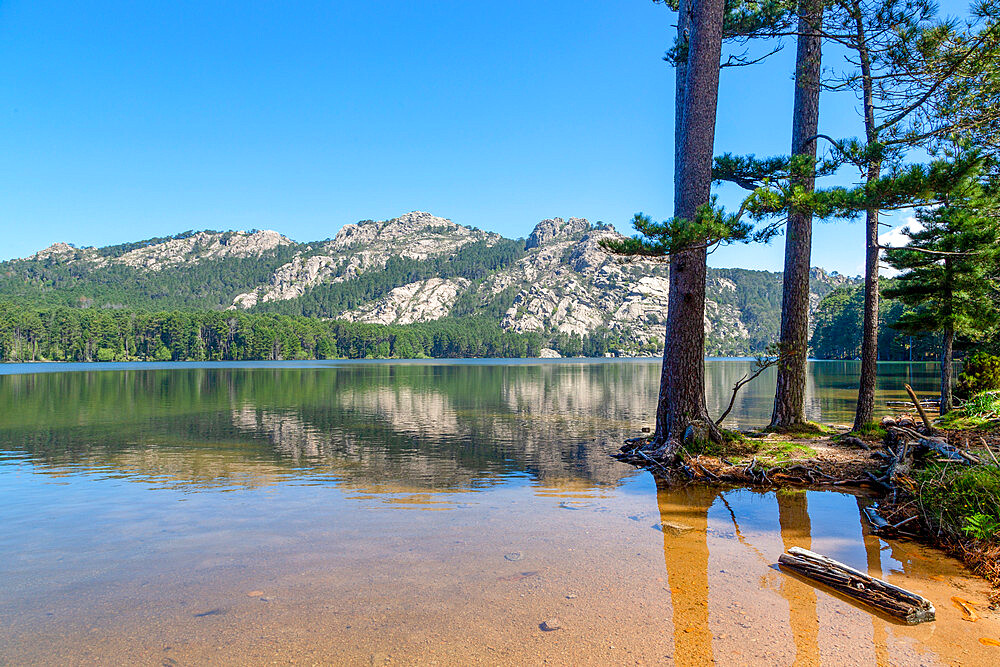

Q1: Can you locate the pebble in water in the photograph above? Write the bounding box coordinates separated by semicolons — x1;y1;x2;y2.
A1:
656;521;694;536
540;618;562;632
246;590;264;597
504;552;523;562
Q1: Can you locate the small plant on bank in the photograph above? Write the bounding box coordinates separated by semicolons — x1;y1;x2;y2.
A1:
937;391;1000;430
961;391;1000;419
917;464;1000;542
963;513;1000;541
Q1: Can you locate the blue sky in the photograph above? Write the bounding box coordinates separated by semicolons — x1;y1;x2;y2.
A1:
0;0;974;273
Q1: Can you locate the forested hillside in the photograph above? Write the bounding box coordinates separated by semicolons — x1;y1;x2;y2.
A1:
0;230;306;310
0;212;859;357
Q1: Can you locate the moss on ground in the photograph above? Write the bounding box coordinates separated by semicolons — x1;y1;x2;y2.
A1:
683;429;753;457
847;421;887;441
683;429;817;463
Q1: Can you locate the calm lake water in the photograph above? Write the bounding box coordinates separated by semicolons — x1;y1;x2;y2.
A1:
0;359;995;665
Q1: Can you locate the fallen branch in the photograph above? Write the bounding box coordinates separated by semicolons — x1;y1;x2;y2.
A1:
904;384;935;433
715;354;780;426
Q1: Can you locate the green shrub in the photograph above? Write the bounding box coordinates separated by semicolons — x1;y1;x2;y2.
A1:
956;352;1000;399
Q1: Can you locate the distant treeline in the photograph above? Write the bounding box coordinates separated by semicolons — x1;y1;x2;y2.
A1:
810;284;941;361
7;284;944;364
0;303;546;362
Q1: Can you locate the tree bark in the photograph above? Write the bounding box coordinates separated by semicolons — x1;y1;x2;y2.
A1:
852;3;880;432
771;0;823;430
653;0;692;444
854;203;880;430
940;256;954;416
663;0;726;444
940;326;953;416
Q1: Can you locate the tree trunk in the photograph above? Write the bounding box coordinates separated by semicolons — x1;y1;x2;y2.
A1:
940;326;953;416
852;3;880;433
653;0;692;444
854;204;880;430
663;0;726;444
770;0;823;430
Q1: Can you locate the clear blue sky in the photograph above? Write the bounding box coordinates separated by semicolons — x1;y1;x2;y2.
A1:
0;0;973;273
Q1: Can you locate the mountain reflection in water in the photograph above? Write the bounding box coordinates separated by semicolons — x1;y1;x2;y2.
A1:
0;360;941;493
0;360;992;665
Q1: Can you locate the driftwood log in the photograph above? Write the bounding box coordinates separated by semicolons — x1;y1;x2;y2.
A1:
778;547;935;624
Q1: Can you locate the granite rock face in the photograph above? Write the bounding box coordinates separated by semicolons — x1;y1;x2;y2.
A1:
339;278;470;325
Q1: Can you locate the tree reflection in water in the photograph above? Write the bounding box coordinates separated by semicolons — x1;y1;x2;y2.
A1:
654;480;716;665
777;490;820;667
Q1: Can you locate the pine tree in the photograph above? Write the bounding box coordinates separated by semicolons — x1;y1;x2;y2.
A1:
884;155;1000;414
721;0;1000;430
820;0;1000;430
771;0;823;429
605;0;791;450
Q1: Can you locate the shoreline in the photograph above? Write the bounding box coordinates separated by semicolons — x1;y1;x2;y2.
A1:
614;418;1000;604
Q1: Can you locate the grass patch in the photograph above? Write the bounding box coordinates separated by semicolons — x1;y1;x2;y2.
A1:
916;464;1000;541
848;421;887;441
758;441;817;464
765;421;836;438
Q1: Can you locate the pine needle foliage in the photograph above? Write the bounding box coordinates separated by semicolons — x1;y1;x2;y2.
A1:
884;154;1000;342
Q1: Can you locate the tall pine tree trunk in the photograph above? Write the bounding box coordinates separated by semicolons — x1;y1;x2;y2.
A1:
662;0;726;446
854;202;880;430
940;257;954;415
940;326;954;416
771;0;823;430
653;0;691;444
852;3;880;432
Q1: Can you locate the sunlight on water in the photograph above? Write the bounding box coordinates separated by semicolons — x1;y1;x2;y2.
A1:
0;360;993;665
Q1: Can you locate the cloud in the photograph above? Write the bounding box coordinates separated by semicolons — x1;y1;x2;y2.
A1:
878;216;923;249
878;216;923;277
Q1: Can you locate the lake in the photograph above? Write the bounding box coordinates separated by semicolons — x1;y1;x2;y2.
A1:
0;359;995;665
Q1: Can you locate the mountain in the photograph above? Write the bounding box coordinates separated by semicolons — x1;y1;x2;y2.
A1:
0;212;857;356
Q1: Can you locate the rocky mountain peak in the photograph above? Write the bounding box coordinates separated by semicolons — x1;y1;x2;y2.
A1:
809;266;853;284
330;211;460;249
112;229;294;271
525;217;592;249
29;242;85;262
